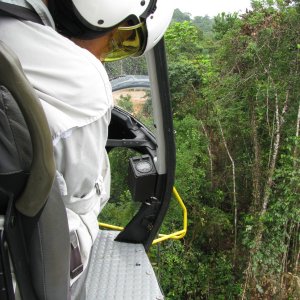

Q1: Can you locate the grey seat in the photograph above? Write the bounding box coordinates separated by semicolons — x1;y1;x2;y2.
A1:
0;41;70;300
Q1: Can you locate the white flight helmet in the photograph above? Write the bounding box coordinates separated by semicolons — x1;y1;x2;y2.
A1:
48;0;174;61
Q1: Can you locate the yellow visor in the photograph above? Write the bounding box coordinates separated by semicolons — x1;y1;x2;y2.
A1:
103;22;147;62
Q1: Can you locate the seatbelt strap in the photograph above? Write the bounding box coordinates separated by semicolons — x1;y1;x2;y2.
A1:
24;0;55;28
0;1;42;24
0;0;55;28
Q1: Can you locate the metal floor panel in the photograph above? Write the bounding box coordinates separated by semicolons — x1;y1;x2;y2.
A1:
84;230;164;300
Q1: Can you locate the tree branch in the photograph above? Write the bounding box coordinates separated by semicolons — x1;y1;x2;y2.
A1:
218;119;237;263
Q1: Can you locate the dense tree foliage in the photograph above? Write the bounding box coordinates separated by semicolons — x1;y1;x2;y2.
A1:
193;15;214;36
103;1;300;298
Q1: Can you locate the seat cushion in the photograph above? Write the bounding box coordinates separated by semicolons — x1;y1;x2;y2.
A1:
0;85;32;212
0;85;32;174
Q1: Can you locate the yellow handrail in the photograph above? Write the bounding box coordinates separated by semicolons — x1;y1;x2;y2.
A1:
152;187;187;244
99;186;188;245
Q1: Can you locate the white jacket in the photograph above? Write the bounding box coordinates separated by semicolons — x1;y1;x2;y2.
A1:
0;11;113;284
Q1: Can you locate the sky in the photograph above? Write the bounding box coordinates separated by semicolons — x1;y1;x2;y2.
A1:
174;0;252;17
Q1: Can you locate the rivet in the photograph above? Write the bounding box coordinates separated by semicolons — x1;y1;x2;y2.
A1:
141;1;146;6
98;19;104;25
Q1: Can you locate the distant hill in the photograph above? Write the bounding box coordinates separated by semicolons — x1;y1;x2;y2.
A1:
173;8;214;36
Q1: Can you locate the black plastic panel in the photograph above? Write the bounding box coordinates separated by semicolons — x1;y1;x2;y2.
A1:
108;39;176;250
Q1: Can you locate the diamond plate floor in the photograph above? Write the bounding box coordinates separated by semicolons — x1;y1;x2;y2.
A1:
83;230;164;300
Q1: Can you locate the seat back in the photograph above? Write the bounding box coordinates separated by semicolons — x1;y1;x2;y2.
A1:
0;41;70;299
